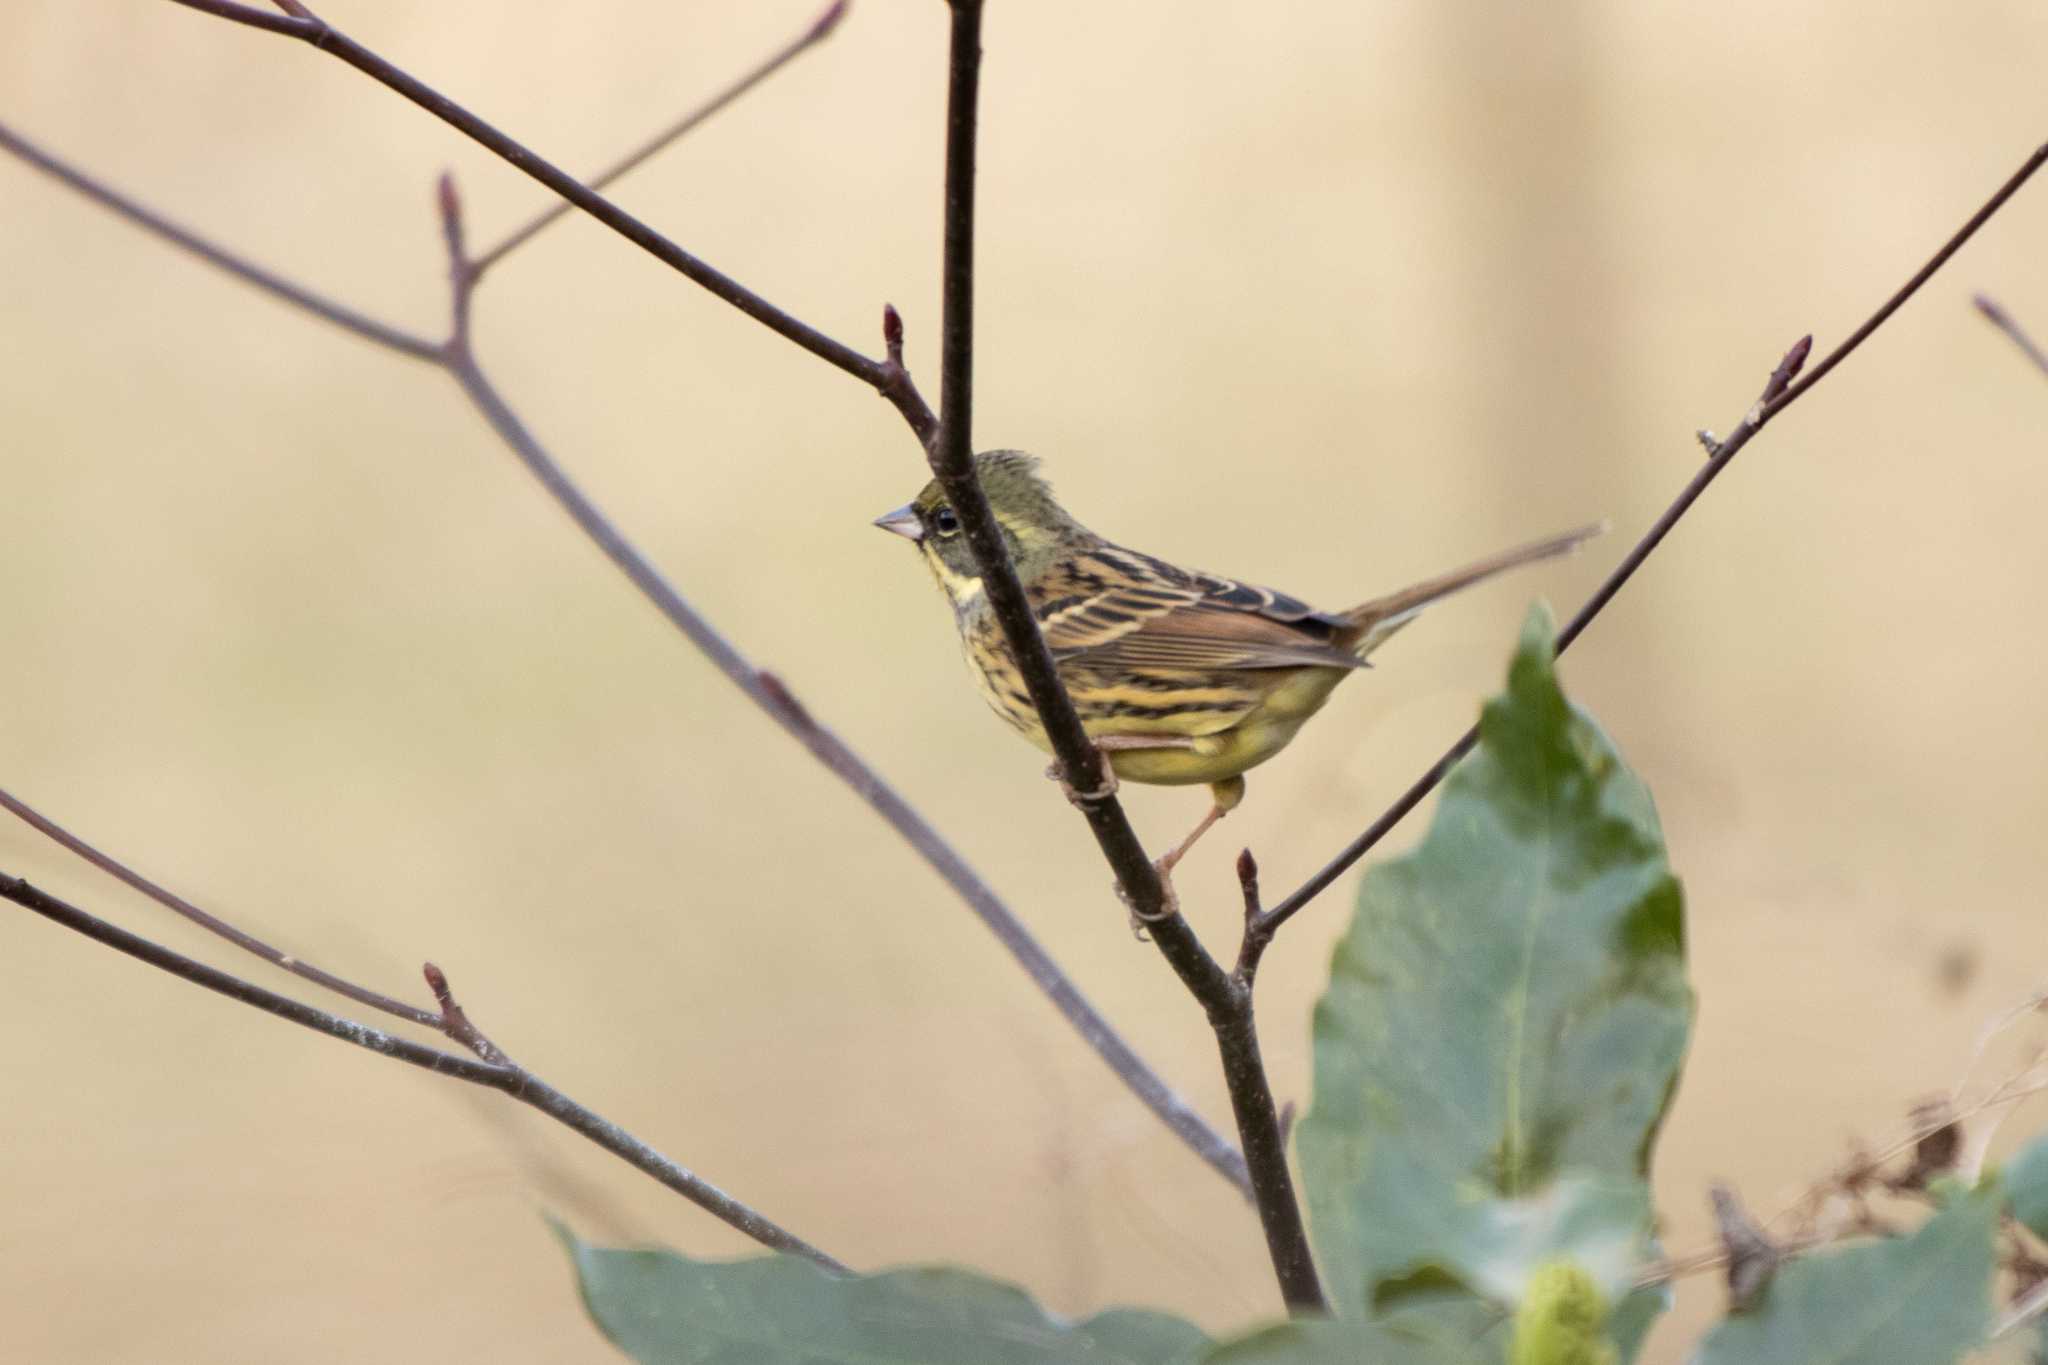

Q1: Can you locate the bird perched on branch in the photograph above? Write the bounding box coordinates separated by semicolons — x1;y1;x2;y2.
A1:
875;450;1598;913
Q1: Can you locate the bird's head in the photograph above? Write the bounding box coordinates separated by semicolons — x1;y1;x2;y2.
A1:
873;450;1084;608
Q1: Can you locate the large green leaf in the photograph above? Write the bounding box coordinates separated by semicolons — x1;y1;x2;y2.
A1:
1298;605;1692;1344
1693;1180;2001;1365
558;1228;1210;1365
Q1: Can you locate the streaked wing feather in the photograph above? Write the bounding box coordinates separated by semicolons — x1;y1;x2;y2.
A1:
1039;546;1361;673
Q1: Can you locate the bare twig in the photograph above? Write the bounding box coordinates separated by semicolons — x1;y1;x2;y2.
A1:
469;0;848;277
1260;141;2048;938
0;120;436;360
0;117;1247;1191
918;0;1318;1310
1975;293;2048;377
0;785;437;1027
1233;848;1273;988
164;0;939;438
423;962;513;1067
0;869;844;1272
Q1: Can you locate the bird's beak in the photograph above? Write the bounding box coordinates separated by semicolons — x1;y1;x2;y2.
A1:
872;504;924;543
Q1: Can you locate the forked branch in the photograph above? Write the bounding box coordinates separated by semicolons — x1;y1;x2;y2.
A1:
0;868;846;1272
0;11;1249;1196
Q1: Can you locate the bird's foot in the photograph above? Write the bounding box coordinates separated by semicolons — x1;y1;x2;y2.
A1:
1117;867;1182;940
1046;751;1119;807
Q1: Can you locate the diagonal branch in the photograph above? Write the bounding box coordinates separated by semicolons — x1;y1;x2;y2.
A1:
0;114;1249;1192
919;0;1320;1312
1975;293;2048;377
0;785;437;1027
0;868;846;1272
166;0;939;439
0;119;437;361
469;0;848;277
1256;139;2048;939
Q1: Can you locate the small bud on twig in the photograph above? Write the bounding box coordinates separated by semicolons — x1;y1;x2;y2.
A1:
1760;334;1814;406
436;171;463;249
882;303;906;366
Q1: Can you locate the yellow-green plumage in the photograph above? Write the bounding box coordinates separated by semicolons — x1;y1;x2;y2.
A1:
875;450;1597;873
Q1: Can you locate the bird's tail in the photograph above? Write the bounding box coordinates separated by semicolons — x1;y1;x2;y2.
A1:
1336;522;1605;660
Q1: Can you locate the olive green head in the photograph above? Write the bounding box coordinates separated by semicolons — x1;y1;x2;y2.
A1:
872;450;1087;604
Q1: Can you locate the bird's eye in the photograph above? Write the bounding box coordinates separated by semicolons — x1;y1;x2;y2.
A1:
931;505;961;536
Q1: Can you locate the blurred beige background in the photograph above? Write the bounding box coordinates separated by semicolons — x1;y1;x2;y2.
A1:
2;1;2045;1359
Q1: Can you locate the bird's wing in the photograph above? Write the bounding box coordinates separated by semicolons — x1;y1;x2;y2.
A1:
1036;545;1363;673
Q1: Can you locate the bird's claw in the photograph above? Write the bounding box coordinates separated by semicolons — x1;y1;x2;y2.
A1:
1046;754;1118;807
1115;861;1182;939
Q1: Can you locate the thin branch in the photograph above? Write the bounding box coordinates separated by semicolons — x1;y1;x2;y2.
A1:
0;868;845;1272
164;0;939;439
1975;293;2048;377
469;0;848;277
0;785;438;1028
0;120;1247;1193
0;120;438;361
920;0;1319;1310
1213;848;1319;1306
1259;140;2048;938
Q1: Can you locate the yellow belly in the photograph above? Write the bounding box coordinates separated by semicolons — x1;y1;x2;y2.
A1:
972;652;1357;788
1102;666;1354;786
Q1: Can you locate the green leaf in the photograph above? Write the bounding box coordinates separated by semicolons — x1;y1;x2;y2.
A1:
2007;1133;2048;1242
1298;604;1692;1345
557;1226;1210;1365
1694;1180;2002;1365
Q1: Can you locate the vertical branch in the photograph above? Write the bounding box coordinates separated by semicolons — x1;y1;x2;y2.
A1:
920;0;1322;1311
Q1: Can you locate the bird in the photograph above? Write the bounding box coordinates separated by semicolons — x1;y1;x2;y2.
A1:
874;450;1599;910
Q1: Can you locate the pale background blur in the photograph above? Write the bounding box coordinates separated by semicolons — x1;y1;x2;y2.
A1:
2;2;2045;1360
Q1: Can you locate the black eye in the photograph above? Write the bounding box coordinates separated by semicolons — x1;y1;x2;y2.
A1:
931;506;961;536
